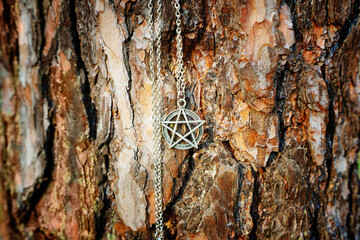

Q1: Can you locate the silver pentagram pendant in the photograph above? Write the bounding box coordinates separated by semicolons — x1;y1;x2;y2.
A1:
161;108;205;150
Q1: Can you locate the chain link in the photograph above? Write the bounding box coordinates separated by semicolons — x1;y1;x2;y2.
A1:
174;0;185;109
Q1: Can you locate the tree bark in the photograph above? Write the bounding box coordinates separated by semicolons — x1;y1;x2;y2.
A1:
0;0;359;239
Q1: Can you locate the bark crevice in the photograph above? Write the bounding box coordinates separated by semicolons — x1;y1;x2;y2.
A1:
234;163;244;237
95;154;113;240
95;95;114;239
68;0;97;139
266;62;289;168
249;169;260;240
330;1;360;55
309;186;321;239
346;161;356;239
322;63;335;192
123;2;136;131
305;141;321;240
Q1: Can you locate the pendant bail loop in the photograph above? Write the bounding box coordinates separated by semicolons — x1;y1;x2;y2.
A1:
177;99;186;108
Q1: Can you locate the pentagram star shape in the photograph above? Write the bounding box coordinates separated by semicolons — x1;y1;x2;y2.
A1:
161;108;205;149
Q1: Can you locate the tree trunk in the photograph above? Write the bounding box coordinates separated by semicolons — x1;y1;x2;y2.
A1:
1;0;359;239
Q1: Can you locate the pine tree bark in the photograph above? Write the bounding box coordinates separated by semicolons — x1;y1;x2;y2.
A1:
1;0;359;239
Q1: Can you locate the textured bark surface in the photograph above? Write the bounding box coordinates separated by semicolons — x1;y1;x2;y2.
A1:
0;0;360;239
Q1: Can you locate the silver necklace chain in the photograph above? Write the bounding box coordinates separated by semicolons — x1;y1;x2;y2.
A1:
148;0;164;239
174;0;186;109
149;0;204;238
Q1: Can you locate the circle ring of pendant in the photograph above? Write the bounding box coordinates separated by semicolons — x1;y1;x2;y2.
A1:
161;108;205;150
